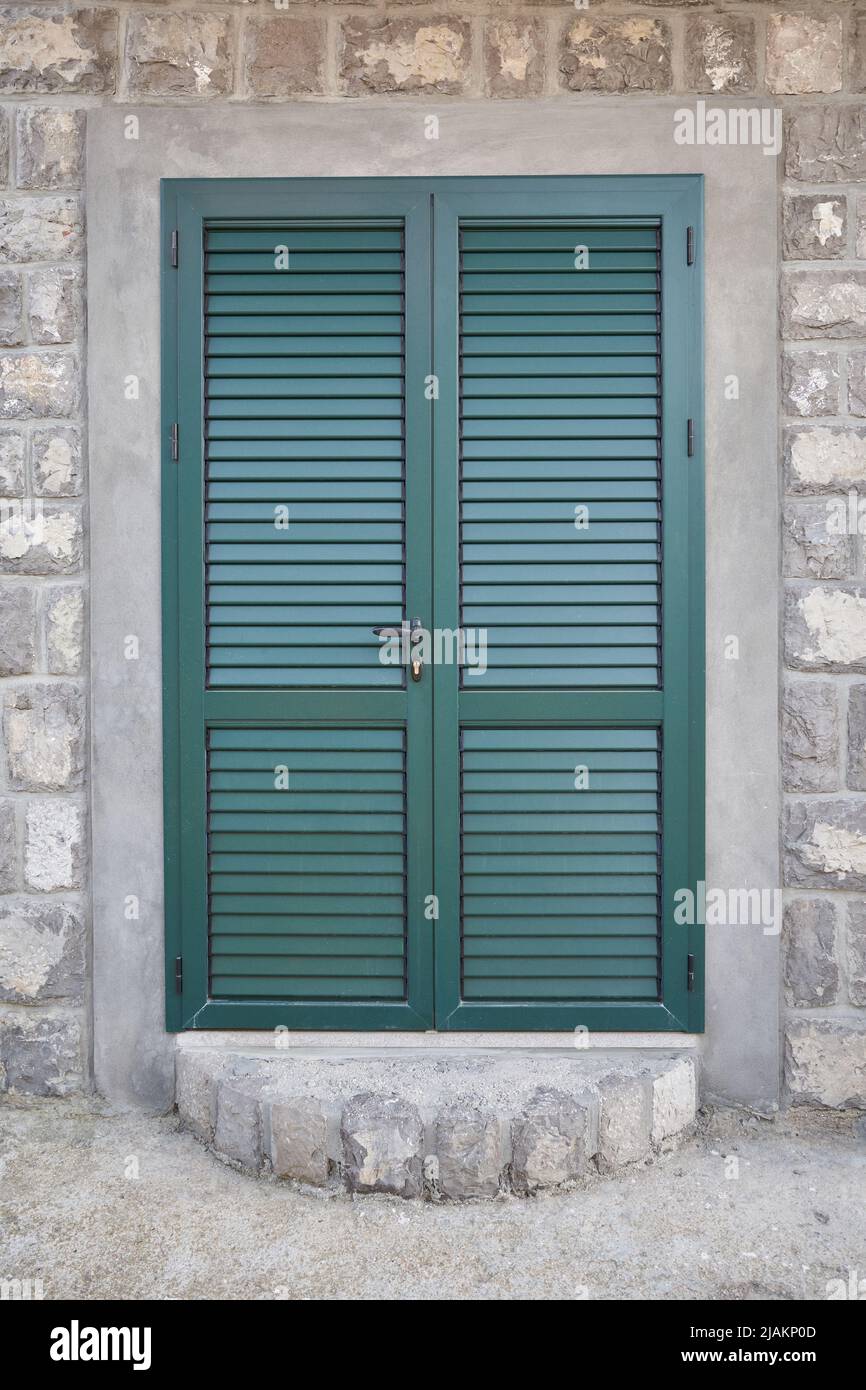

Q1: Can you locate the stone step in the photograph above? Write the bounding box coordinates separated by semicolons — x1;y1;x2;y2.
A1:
175;1048;698;1200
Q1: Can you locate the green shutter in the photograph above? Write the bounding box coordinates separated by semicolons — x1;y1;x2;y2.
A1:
163;177;703;1034
460;222;660;688
205;224;406;688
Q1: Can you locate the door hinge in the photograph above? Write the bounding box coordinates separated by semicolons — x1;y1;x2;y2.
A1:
170;229;178;268
175;956;183;994
686;225;695;266
687;418;695;457
170;422;179;461
687;953;695;992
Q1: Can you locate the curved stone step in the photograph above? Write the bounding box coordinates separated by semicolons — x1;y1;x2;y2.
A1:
175;1048;698;1200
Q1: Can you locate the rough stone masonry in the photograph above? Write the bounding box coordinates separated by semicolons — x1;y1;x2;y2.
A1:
2;1;866;1110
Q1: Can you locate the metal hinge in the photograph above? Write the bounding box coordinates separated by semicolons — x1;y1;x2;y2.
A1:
170;229;178;268
687;418;695;457
687;953;695;991
175;956;183;994
170;422;179;461
686;226;695;266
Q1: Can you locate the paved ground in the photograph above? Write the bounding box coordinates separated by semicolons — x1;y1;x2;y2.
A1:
1;1096;864;1300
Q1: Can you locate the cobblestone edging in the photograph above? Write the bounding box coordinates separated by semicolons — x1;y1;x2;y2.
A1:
176;1050;698;1199
2;4;866;1103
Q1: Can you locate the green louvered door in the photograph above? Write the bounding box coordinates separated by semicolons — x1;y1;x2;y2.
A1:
163;181;435;1029
163;177;703;1033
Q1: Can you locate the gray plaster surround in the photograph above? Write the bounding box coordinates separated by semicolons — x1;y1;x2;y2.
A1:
87;102;779;1113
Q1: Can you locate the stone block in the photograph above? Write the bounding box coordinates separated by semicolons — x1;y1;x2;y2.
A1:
0;427;24;493
651;1058;696;1146
0;352;78;419
434;1102;504;1198
0;897;84;1003
560;17;671;93
785;584;866;674
0;8;117;95
782;680;839;792
341;1092;423;1197
340;16;471;95
597;1073;652;1169
785;107;866;183
0;196;81;263
24;799;84;892
244;17;325;98
782;351;840;418
781;271;866;340
784;798;866;890
511;1086;595;1193
0;502;82;572
683;16;755;94
0;1010;82;1095
783;898;839;1007
484;19;545;98
125;12;234;100
0;583;37;676
766;13;842;95
15;107;84;189
783;499;853;582
785;1018;866;1108
31;426;83;496
44;585;84;674
270;1096;330;1185
214;1081;262;1169
3;682;85;791
28;269;81;345
782;195;846;261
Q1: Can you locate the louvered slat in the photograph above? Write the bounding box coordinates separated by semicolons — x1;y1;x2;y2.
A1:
460;728;661;1001
459;222;661;688
208;728;407;1000
204;223;405;688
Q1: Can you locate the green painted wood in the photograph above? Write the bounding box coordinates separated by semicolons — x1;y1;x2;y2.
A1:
163;176;704;1034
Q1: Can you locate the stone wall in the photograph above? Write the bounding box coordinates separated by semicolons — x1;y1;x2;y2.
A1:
1;0;865;1107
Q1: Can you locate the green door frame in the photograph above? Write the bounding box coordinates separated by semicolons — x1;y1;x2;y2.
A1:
162;175;704;1034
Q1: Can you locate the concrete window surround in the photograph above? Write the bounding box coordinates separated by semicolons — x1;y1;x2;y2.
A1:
86;103;778;1113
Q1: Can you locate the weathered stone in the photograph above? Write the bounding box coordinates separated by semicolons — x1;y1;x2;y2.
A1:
176;1051;222;1141
782;680;839;792
766;13;841;95
785;107;866;183
597;1073;652;1170
341;1092;423;1197
651;1058;696;1146
784;798;866;890
24;799;84;892
125;13;234;99
858;196;866;260
847;684;866;791
0;1010;82;1095
683;16;755;95
0;109;7;186
0;583;37;676
0;799;16;892
0;353;78;420
849;352;866;419
434;1102;504;1198
270;1096;330;1185
31;426;82;497
44;585;84;674
511;1087;594;1193
785;426;866;492
852;13;866;95
781;271;866;340
484;19;545;98
0;270;22;345
785;584;866;674
785;1017;866;1108
782;195;846;261
782;351;840;418
15;108;84;189
27;269;80;345
560;17;671;93
0;196;81;264
0;897;84;1003
0;427;24;493
847;902;866;1007
0;8;117;95
214;1082;261;1169
340;16;471;95
3;682;85;791
783;499;853;582
244;17;325;98
784;898;839;1007
0;502;82;573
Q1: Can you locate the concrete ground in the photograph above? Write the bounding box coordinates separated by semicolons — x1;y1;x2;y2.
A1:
1;1097;864;1301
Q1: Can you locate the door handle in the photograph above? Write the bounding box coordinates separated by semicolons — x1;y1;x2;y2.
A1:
372;618;424;681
